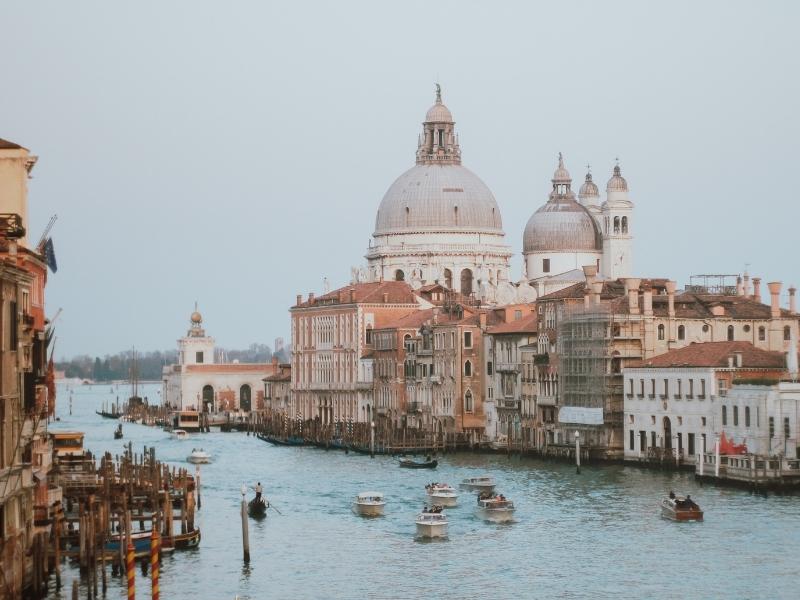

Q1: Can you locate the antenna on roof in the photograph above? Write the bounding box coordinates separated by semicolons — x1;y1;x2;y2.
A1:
36;214;57;252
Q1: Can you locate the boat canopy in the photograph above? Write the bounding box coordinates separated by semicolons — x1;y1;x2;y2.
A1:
357;491;384;500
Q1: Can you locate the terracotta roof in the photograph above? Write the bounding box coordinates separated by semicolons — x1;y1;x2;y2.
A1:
263;370;291;382
629;342;787;369
0;138;24;150
487;313;538;335
293;281;419;308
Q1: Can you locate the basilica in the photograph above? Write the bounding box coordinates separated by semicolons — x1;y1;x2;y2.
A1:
359;86;634;300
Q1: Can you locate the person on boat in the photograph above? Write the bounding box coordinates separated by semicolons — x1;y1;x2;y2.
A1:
255;482;263;502
686;494;697;509
669;490;676;500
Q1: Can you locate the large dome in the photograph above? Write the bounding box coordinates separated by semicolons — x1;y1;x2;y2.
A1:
523;197;602;253
374;164;504;235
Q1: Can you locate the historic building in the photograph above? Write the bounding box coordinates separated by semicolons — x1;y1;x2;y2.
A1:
523;156;634;296
363;86;521;304
162;309;274;412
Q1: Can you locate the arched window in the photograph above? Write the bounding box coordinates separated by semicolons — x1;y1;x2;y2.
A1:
621;216;628;234
394;269;405;281
405;206;410;226
722;405;727;426
614;216;620;234
460;268;473;296
657;324;665;340
785;326;791;341
464;389;474;412
464;360;472;377
240;384;252;411
538;334;549;355
677;325;685;341
758;326;766;341
443;268;453;290
202;385;214;412
728;325;735;341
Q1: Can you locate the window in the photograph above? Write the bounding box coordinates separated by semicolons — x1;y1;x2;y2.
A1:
639;430;647;450
514;310;522;321
627;378;634;397
733;405;738;426
688;379;694;399
464;360;472;377
676;379;682;399
769;416;775;438
758;326;766;341
444;268;453;290
488;387;493;399
621;216;628;234
784;417;791;439
464;390;474;413
464;331;472;348
718;379;728;397
196;351;204;364
701;416;706;427
677;325;685;341
745;406;751;427
487;361;493;375
649;379;656;399
395;269;405;281
722;405;727;426
639;379;645;398
614;216;620;234
657;324;665;340
365;327;373;344
651;431;657;448
699;379;706;399
785;326;791;341
688;433;696;456
629;429;635;450
542;258;550;273
727;325;734;341
662;379;669;399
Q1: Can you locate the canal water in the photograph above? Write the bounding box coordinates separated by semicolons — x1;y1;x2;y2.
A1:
49;383;800;599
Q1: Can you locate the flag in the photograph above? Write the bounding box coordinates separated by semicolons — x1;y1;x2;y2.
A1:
43;237;57;273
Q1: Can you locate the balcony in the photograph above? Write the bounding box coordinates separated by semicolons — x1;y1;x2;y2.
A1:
536;395;557;406
496;362;520;373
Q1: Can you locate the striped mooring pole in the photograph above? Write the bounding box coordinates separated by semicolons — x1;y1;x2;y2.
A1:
126;541;135;599
150;529;160;600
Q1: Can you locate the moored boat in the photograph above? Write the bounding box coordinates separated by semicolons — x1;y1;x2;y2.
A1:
399;457;438;469
187;448;211;464
661;493;703;522
415;506;448;539
105;530;153;557
164;528;201;550
257;433;305;446
476;492;515;523
460;476;496;492
353;491;386;517
425;483;458;507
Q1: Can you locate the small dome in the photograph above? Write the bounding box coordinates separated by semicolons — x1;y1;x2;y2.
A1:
190;311;202;324
552;152;571;183
523;198;602;253
578;172;599;197
606;165;628;192
425;101;453;123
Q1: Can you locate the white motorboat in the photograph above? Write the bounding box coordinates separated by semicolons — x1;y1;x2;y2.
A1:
187;448;211;464
476;493;515;523
425;483;458;507
353;491;386;517
172;429;188;440
415;508;448;539
460;476;496;493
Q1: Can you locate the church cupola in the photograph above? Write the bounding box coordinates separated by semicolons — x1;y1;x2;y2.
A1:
549;152;574;199
578;168;600;208
416;84;461;166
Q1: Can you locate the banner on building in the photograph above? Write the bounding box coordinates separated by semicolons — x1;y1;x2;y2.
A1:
44;237;58;273
558;406;604;425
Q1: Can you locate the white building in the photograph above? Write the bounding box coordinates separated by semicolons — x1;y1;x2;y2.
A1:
623;341;789;463
364;86;519;304
162;309;275;412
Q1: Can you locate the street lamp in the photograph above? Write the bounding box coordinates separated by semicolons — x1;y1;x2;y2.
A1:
575;430;581;474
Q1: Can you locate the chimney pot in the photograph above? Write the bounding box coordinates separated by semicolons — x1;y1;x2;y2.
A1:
350;289;356;303
479;312;487;328
736;276;744;296
582;264;598;279
767;281;782;318
626;278;641;314
666;280;676;317
753;278;762;303
382;292;389;303
592;281;604;305
789;286;797;314
308;292;315;304
296;294;302;306
642;288;653;316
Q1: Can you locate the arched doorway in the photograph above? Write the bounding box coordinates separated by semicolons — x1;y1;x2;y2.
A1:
460;268;473;296
443;268;453;289
202;385;214;413
663;416;672;450
240;384;252;412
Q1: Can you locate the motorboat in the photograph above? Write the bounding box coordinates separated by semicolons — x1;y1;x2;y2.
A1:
460;476;496;493
476;492;516;523
661;494;703;522
187;448;211;464
399;457;438;469
248;496;269;518
425;483;458;507
114;424;123;440
172;429;188;440
415;507;448;539
353;491;386;517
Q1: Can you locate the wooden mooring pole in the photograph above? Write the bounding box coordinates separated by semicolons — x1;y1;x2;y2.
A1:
240;484;250;562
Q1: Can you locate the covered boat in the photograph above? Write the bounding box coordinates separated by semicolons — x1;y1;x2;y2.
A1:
476;492;515;523
460;476;496;492
172;429;188;440
425;483;458;507
187;448;211;464
353;491;386;517
415;506;448;539
399;457;437;469
661;494;703;522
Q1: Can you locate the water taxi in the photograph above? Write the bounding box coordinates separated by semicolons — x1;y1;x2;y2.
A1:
415;507;448;539
353;491;386;517
460;476;496;493
51;431;85;458
187;448;211;464
661;494;703;522
425;483;458;507
172;429;188;440
172;410;202;433
477;492;516;523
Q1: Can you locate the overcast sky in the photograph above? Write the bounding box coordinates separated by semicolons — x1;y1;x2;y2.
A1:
1;0;798;358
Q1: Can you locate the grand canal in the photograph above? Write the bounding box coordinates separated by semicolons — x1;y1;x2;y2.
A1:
49;383;800;599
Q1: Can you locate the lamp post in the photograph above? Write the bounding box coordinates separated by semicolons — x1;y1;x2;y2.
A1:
574;430;581;474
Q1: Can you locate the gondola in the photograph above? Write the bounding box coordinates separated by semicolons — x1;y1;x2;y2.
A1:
257;433;305;447
248;496;269;518
162;528;202;550
399;458;438;469
114;424;123;440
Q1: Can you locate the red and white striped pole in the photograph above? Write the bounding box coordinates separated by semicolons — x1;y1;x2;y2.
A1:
126;541;135;600
150;529;160;600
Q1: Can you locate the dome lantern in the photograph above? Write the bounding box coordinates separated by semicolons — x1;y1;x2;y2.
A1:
416;84;461;166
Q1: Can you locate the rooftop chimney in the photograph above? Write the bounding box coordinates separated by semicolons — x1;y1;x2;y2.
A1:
789;286;797;314
582;264;598;280
296;294;302;306
736;276;744;296
666;280;676;318
479;312;487;329
753;278;762;303
626;278;641;315
382;292;389;304
308;292;315;304
743;273;751;297
350;289;356;303
767;281;782;318
592;281;604;305
642;288;653;316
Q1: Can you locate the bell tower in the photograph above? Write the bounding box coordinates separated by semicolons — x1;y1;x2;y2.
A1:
178;304;215;366
600;163;634;279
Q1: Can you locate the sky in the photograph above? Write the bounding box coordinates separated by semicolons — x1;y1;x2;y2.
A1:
1;0;798;359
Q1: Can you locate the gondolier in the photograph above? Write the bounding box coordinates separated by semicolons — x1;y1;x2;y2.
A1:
254;482;263;502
